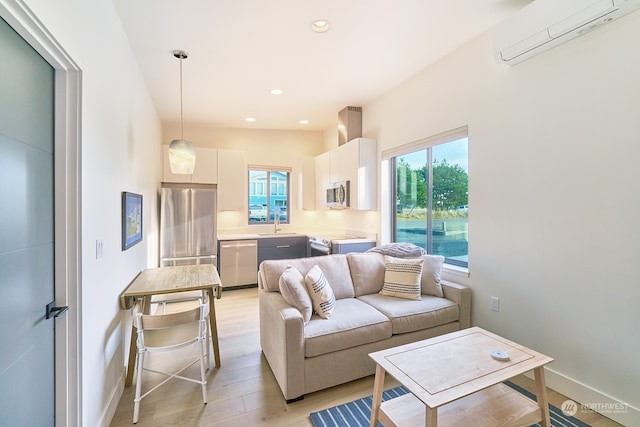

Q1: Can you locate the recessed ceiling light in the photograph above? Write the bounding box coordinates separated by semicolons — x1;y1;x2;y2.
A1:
311;19;330;33
299;120;309;125
245;117;256;122
270;89;283;95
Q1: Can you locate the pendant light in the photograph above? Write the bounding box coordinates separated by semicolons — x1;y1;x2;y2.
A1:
168;50;196;174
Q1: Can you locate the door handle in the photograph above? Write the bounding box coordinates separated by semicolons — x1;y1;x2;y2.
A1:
46;301;69;319
221;243;257;249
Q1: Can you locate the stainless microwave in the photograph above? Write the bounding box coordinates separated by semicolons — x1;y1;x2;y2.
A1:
326;181;350;209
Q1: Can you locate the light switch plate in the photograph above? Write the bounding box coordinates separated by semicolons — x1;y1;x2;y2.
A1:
490;296;500;312
96;239;104;259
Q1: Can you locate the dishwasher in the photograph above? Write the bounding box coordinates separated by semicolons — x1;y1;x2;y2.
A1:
219;240;258;287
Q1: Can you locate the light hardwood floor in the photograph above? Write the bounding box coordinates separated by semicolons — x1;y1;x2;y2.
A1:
110;287;621;426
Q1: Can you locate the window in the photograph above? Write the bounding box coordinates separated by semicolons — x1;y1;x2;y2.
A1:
385;127;468;268
248;167;290;224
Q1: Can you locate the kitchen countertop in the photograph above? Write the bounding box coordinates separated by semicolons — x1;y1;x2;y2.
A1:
217;233;304;241
217;232;377;243
330;237;378;244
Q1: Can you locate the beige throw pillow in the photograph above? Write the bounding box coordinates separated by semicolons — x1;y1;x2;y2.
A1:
419;254;445;297
304;265;336;319
279;265;313;323
380;256;424;300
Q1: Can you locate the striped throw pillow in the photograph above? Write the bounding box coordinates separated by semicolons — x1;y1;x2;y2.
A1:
380;256;424;300
304;265;336;319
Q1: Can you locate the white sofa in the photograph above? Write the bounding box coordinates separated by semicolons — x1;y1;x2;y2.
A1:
258;252;471;401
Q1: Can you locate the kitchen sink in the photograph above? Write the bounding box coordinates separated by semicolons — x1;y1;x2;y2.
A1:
256;232;298;237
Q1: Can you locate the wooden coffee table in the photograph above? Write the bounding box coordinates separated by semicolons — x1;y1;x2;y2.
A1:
369;327;554;427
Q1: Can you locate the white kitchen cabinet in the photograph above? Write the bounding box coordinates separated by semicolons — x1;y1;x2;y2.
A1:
217;148;245;211
162;146;243;210
192;148;218;183
329;148;341;184
315;138;377;210
163;146;218;184
298;156;316;210
315;151;331;210
338;138;377;210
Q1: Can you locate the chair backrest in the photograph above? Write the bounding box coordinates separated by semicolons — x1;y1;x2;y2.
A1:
135;303;208;349
151;289;208;304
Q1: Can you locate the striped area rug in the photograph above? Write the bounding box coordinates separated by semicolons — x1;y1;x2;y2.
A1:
309;381;590;427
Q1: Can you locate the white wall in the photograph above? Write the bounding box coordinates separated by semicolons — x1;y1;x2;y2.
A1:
20;1;162;425
364;12;640;425
323;125;339;151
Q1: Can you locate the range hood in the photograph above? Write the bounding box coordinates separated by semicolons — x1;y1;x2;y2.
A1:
338;106;362;146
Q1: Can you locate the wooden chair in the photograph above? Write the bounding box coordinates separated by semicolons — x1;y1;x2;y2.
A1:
132;302;210;423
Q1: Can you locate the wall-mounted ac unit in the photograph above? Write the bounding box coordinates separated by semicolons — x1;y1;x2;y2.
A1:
493;0;640;65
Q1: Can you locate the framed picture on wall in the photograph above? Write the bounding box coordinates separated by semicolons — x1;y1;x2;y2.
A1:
122;191;143;250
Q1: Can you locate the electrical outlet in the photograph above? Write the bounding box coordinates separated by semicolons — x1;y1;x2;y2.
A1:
490;296;500;312
96;239;104;259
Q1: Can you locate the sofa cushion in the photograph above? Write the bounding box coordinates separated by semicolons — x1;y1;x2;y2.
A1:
380;256;424;300
358;293;459;334
418;255;445;297
279;265;313;323
259;255;355;299
347;252;385;297
304;298;392;358
305;265;336;319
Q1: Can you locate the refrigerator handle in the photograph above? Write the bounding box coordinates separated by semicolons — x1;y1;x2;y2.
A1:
190;188;195;255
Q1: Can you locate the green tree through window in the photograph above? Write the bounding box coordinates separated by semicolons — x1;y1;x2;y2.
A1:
392;133;468;268
433;159;468;210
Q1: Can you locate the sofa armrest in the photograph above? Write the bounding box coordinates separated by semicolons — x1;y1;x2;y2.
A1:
257;266;267;289
258;288;306;400
441;280;471;329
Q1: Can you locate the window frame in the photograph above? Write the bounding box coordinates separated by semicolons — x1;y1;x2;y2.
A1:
247;166;291;225
383;126;468;269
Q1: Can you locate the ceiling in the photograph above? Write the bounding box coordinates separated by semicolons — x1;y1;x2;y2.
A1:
113;0;531;132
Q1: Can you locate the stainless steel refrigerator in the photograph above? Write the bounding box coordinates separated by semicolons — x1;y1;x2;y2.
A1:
160;183;217;267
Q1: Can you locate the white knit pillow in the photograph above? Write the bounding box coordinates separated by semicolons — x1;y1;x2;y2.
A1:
418;254;445;297
304;265;336;319
279;265;313;324
380;256;424;300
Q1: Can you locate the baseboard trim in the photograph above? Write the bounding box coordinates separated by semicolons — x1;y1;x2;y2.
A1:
526;367;639;426
99;367;125;427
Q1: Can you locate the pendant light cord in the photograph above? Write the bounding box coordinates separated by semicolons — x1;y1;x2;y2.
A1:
168;50;195;174
179;54;184;139
173;50;188;140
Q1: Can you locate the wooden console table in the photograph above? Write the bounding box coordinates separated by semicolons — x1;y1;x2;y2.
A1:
120;264;223;387
369;327;554;427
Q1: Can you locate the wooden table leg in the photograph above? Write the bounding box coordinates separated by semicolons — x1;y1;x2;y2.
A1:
534;366;551;427
425;406;437;427
125;296;150;387
125;323;137;387
370;364;385;427
208;287;221;367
